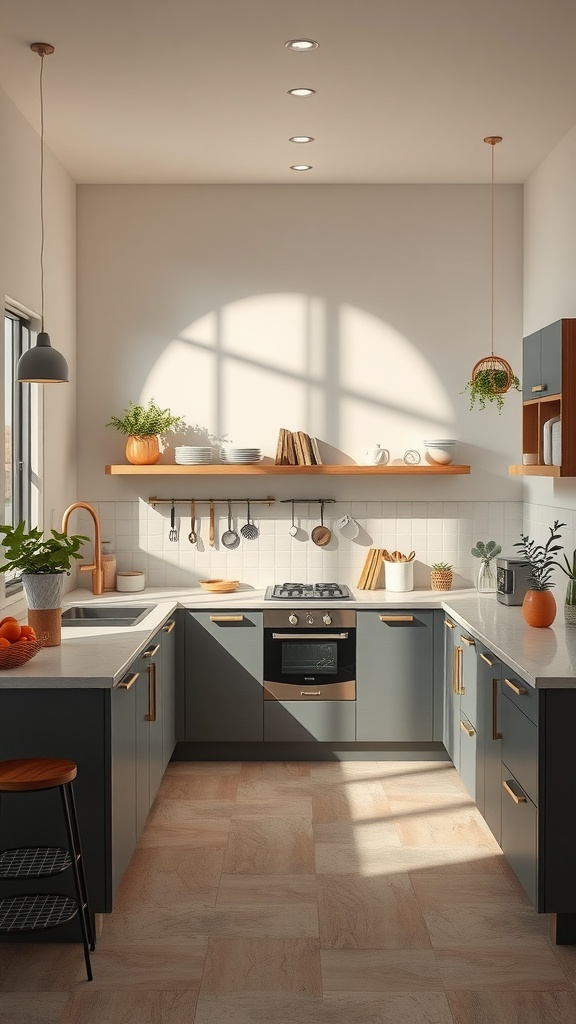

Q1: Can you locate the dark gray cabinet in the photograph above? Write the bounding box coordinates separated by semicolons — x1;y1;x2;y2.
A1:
264;700;355;742
356;610;434;741
442;615;461;769
522;321;562;399
476;644;502;844
185;611;263;741
161;617;177;771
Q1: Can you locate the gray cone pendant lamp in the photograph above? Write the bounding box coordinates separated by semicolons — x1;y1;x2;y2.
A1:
17;42;69;384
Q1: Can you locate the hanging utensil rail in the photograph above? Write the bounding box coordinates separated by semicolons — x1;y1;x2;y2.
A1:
279;498;336;504
148;496;276;507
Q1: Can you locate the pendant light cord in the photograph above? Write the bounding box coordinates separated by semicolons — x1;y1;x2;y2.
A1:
39;52;46;333
490;139;495;358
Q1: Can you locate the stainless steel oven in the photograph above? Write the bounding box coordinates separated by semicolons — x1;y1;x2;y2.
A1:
263;609;356;700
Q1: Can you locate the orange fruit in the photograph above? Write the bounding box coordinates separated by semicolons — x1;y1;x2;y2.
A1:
0;616;18;626
19;626;36;639
0;621;22;643
0;637;11;648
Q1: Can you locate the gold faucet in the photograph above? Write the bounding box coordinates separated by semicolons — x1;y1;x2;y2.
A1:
61;501;104;596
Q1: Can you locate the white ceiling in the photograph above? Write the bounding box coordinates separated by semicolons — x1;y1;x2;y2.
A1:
1;0;576;184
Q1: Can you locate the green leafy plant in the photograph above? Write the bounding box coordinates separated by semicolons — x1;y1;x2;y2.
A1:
106;399;184;438
431;562;453;571
0;523;89;575
554;548;576;581
463;369;521;413
471;540;502;563
513;521;566;591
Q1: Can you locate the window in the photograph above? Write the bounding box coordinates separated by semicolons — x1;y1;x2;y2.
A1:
3;309;42;594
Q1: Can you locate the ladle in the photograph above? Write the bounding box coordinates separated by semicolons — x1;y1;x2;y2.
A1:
188;499;197;544
289;499;298;537
222;499;240;548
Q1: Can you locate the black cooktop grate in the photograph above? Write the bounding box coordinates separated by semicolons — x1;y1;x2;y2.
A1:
267;583;352;600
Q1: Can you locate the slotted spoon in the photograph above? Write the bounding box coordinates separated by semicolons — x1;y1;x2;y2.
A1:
240;499;259;540
222;499;240;548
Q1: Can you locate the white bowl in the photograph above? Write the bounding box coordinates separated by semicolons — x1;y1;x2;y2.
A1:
425;448;454;465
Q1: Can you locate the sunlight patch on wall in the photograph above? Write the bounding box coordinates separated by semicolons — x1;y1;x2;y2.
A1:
222;360;312;449
221;294;325;377
141;339;216;427
180;311;217;348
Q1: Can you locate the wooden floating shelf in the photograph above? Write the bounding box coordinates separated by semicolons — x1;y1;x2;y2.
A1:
105;464;471;476
509;465;562;477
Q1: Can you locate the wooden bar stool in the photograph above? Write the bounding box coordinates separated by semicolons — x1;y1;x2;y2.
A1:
0;757;94;981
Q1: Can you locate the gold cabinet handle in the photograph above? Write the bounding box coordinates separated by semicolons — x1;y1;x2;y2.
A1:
380;615;414;623
460;720;475;737
457;646;465;695
117;671;139;690
504;677;527;696
531;384;545;392
461;635;475;647
143;643;160;658
452;645;458;695
210;615;245;623
492;678;502;741
480;652;496;666
503;778;527;804
146;661;157;722
444;619;455;629
162;620;176;633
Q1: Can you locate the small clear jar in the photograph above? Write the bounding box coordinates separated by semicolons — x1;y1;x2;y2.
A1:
477;558;496;593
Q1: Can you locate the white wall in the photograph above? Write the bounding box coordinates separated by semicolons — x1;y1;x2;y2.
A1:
77;184;523;509
0;88;77;607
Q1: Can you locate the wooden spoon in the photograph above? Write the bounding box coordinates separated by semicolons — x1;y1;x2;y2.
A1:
209;499;215;547
188;500;197;544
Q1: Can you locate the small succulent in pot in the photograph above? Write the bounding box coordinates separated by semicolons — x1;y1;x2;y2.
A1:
430;562;453;591
514;520;565;628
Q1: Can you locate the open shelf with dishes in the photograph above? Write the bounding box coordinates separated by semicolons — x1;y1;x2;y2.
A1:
105;464;471;476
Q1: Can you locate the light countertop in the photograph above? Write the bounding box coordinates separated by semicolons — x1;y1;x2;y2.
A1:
1;584;576;690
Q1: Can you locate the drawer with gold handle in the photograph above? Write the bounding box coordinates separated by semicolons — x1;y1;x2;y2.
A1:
503;777;527;804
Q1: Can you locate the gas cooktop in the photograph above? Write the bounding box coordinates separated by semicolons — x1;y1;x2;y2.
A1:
266;583;353;600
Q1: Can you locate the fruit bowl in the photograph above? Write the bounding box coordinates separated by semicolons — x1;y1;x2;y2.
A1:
0;637;44;669
200;579;240;594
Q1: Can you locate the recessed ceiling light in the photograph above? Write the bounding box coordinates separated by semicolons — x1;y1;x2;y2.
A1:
289;136;314;144
290;164;312;171
284;39;319;51
287;87;316;97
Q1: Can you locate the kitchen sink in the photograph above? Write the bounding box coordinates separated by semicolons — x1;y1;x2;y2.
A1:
61;605;154;627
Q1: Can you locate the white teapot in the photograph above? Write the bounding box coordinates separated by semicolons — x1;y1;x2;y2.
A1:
364;444;390;465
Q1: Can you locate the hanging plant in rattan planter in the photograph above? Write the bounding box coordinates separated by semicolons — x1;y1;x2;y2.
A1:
463;137;520;413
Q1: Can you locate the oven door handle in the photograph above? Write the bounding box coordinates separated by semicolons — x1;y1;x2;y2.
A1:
271;632;349;640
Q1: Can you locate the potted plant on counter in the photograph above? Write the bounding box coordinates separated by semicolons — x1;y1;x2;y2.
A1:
106;398;184;465
430;562;453;591
0;522;88;646
514;520;565;628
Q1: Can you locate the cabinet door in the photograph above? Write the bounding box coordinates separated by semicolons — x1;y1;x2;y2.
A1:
442;616;461;770
160;617;177;771
522;330;542;397
111;667;138;896
264;700;356;742
143;635;164;805
135;663;151;839
356;611;434;741
459;712;478;801
458;632;478;726
540;321;562;397
501;766;537;906
477;645;502;844
186;611;263;741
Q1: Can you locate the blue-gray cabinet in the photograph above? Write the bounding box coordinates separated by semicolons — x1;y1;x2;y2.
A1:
264;700;356;742
185;611;263;742
161;618;177;771
442;615;461;769
522;321;562;399
356;610;434;741
476;644;502;845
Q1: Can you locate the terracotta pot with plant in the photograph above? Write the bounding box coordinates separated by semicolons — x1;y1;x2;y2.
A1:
513;520;565;628
0;522;88;646
430;562;453;591
106;399;184;465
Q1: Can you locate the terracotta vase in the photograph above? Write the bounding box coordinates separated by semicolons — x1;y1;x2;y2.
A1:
522;589;556;628
125;434;160;465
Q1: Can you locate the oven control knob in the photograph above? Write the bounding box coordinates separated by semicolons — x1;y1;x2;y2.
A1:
323;612;333;625
306;613;314;625
288;613;298;625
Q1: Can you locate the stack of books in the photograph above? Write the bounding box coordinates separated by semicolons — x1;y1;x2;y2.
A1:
275;429;322;466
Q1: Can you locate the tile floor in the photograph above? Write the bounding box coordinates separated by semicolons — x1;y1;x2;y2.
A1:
2;760;576;1023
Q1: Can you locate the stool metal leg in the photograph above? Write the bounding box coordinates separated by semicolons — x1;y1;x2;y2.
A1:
60;784;93;981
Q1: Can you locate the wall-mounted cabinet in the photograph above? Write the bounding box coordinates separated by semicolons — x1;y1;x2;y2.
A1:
510;318;576;476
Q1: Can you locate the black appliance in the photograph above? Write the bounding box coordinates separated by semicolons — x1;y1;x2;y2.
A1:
263;607;356;701
265;582;353;600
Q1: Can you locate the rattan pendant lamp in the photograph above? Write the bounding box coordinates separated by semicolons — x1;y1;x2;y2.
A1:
467;136;517;407
16;43;69;384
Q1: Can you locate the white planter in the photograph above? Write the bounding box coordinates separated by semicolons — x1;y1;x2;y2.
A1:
22;572;65;610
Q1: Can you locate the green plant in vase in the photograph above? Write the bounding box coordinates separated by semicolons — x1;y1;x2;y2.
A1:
553;547;576;625
106;399;184;465
471;540;501;592
463;369;521;413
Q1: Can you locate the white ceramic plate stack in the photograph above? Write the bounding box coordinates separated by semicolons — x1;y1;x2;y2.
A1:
175;446;214;465
423;438;459;465
220;447;262;464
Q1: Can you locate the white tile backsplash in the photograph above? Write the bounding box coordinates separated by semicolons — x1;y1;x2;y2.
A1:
75;499;526;590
